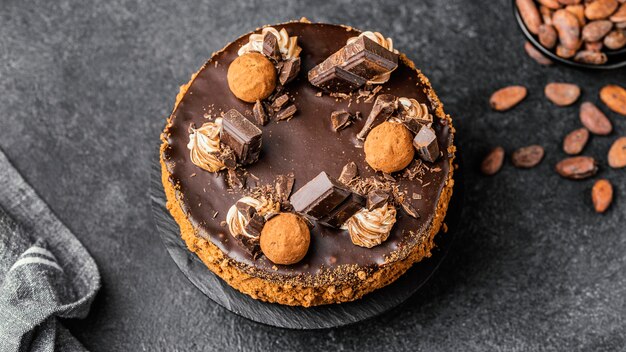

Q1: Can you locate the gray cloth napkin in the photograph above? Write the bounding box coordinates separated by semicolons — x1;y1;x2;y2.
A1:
0;149;101;351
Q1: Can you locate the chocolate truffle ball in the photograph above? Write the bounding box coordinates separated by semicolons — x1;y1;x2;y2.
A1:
364;121;415;173
227;52;277;103
260;213;310;265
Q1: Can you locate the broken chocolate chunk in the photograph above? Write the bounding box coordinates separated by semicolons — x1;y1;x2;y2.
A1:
236;201;256;221
271;94;289;111
220;109;263;165
309;66;367;93
275;173;295;204
338;161;359;185
320;193;365;228
275;104;297;121
357;94;399;140
262;32;281;62
253;100;269;126
234;234;261;259
227;168;245;189
243;212;266;238
366;190;389;210
412;126;439;163
279;57;301;85
330;110;353;131
290;171;351;220
400;201;419;219
308;36;398;92
217;145;237;169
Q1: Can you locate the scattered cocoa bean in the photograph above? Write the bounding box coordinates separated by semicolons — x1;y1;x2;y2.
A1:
579;102;612;135
555;156;598;179
490;86;528;111
592;179;613;213
517;0;543;35
600;84;626;115
584;41;604;51
524;41;554;65
538;0;561;9
604;29;626;49
556;44;578;58
545;82;581;106
553;9;582;49
574;50;608;64
563;128;590;155
481;147;505;176
608;136;626;168
566;4;587;26
610;3;626;22
539;24;559;48
581;20;614;42
584;0;619;20
512;145;545;168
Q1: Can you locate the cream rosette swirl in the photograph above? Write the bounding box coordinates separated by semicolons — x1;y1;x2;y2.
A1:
227;196;280;240
187;118;224;173
346;31;399;84
237;27;302;60
397;97;433;126
342;203;397;248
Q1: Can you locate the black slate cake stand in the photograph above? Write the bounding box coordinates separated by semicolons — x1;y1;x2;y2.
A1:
150;152;464;329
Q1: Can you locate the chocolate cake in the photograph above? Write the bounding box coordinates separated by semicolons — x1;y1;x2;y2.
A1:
160;19;456;307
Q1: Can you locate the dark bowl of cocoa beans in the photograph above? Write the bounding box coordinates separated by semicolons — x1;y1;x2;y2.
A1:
514;0;626;70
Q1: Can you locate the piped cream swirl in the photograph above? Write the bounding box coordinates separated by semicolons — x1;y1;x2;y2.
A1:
187;118;225;173
342;203;397;248
238;27;302;59
226;196;280;239
346;31;399;84
398;97;433;126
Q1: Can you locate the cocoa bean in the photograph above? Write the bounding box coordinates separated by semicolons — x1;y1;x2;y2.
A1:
580;102;612;135
608;136;626;168
617;21;626;29
539;0;562;9
490;86;528;111
584;41;604;51
481;147;505;176
610;3;626;22
553;9;582;49
592;179;613;213
574;50;608;64
555;156;598;179
545;82;581;106
566;4;587;26
581;20;614;42
604;29;626;49
512;145;545;168
539;24;559;48
540;6;555;25
600;84;626;115
557;0;581;5
517;0;542;35
524;42;554;65
585;0;619;20
563;128;590;155
556;44;577;57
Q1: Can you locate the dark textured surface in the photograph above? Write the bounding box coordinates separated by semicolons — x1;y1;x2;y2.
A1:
1;0;625;350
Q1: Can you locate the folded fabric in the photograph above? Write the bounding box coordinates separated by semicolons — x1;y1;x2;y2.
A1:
0;150;101;352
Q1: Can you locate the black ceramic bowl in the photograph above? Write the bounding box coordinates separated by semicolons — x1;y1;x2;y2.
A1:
513;1;626;70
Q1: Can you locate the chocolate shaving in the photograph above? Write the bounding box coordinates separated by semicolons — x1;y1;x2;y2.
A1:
271;94;290;111
279;57;301;85
253;100;269;126
400;201;419;219
275;173;295;204
330;110;353;131
357;94;398;140
227;169;245;189
275;104;297;121
338;162;359;185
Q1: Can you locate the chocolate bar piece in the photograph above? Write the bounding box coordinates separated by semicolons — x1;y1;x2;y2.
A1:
290;171;351;220
275;104;297;121
330;110;353;131
338;161;358;185
279;57;301;85
308;36;398;92
271;94;289;111
400;200;419;219
220;109;263;165
413;126;439;163
320;193;365;228
253;100;269;126
263;32;281;62
309;66;367;93
366;190;389;210
357;94;398;139
244;212;266;238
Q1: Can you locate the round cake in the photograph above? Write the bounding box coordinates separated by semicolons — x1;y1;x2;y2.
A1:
160;19;456;307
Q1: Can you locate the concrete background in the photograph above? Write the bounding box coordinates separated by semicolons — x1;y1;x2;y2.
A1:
1;0;625;350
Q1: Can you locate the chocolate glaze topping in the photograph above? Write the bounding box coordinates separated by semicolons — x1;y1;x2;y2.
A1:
162;22;453;284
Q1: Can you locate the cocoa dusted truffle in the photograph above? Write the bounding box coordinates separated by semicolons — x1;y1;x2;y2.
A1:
364;121;414;173
260;213;310;265
227;52;277;103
